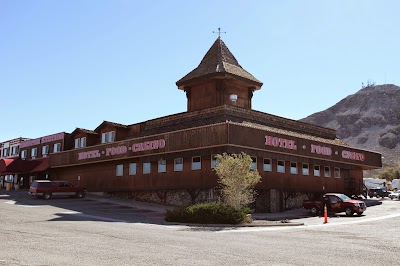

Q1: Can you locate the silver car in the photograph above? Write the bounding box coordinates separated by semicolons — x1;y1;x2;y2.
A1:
388;190;400;200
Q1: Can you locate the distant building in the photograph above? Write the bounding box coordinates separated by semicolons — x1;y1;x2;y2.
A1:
0;133;69;189
48;38;382;212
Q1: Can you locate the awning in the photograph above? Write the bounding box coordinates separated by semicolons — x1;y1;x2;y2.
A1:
30;158;50;173
0;158;48;175
0;159;15;172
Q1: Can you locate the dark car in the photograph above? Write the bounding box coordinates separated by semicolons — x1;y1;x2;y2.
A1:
29;180;87;200
367;187;390;198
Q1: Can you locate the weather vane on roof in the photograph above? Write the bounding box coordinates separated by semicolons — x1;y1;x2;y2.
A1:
213;27;226;37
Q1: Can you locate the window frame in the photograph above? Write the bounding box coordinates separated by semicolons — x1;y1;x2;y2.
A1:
21;150;27;159
277;160;285;173
302;163;309;175
129;163;137;175
102;131;115;144
263;158;272;172
42;145;49;156
192;156;201;170
116;164;123;176
11;146;18;156
158;159;166;173
53;143;61;153
143;162;151;174
324;166;331;178
334;167;341;178
31;147;37;158
290;162;298;174
314;165;320;177
211;155;218;168
174;158;183;172
251;157;257;170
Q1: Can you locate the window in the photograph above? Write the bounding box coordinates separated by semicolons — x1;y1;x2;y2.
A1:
102;131;115;144
211;155;218;168
174;158;183;171
42;145;49;156
277;160;285;173
129;163;137;175
53;143;61;153
314;165;320;176
192;156;201;170
143;162;151;174
158;159;166;173
31;148;37;158
324;166;331;178
21;150;27;159
75;137;86;148
290;162;298;174
116;164;123;176
302;164;309;175
11;146;18;156
334;167;340;178
251;157;257;170
3;148;9;157
263;158;272;172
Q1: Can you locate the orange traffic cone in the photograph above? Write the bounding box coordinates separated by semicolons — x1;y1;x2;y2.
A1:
323;204;328;224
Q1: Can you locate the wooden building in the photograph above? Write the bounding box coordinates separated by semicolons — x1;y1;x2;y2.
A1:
49;37;382;212
0;132;70;189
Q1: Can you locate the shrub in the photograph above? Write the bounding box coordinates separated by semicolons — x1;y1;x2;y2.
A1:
165;202;252;224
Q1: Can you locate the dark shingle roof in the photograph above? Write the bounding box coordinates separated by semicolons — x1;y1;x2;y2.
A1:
95;121;128;132
176;37;262;88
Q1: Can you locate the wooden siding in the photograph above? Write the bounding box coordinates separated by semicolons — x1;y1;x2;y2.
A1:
228;123;382;169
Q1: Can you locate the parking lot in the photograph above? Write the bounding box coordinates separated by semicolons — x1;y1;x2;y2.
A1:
1;189;400;266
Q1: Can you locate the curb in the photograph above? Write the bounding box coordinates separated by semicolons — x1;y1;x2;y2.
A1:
164;221;305;227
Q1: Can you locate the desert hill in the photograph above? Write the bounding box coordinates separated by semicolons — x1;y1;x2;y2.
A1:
300;84;400;167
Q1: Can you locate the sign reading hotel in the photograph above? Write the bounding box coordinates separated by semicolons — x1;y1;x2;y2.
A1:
265;135;365;162
78;139;166;160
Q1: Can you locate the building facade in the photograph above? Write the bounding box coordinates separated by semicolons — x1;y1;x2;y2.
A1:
0;132;69;189
48;37;382;212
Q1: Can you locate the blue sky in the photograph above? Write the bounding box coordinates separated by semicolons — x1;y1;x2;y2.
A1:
1;1;399;142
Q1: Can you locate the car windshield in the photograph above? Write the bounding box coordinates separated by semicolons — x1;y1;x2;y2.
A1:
394;190;400;193
336;194;351;201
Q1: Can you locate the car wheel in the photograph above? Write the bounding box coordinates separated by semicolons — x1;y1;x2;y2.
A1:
76;191;86;198
357;212;363;216
310;207;319;216
345;207;354;216
43;193;52;200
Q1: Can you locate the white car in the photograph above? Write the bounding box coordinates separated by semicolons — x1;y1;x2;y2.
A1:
388;190;400;200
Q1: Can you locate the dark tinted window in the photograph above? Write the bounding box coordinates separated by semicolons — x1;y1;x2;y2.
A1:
37;182;52;188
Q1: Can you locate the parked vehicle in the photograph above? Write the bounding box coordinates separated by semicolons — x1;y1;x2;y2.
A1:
29;180;87;200
391;179;400;190
367;187;390;198
388;190;400;200
363;178;387;190
303;193;366;216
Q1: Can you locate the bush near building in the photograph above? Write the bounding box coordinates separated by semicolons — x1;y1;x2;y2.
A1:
165;202;252;224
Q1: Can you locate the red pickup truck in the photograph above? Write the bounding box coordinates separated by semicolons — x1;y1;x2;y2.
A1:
303;193;366;216
29;180;87;200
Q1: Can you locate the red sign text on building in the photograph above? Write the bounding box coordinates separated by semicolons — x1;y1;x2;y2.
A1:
265;135;297;150
78;150;101;160
342;150;365;161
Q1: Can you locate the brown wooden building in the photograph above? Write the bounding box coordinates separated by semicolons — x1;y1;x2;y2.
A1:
49;37;382;212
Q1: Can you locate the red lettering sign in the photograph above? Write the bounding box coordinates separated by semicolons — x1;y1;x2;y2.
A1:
131;139;166;153
265;135;297;150
341;150;365;161
311;144;332;156
78;150;101;160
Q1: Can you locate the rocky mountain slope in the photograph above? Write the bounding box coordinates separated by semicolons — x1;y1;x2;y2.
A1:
300;84;400;166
